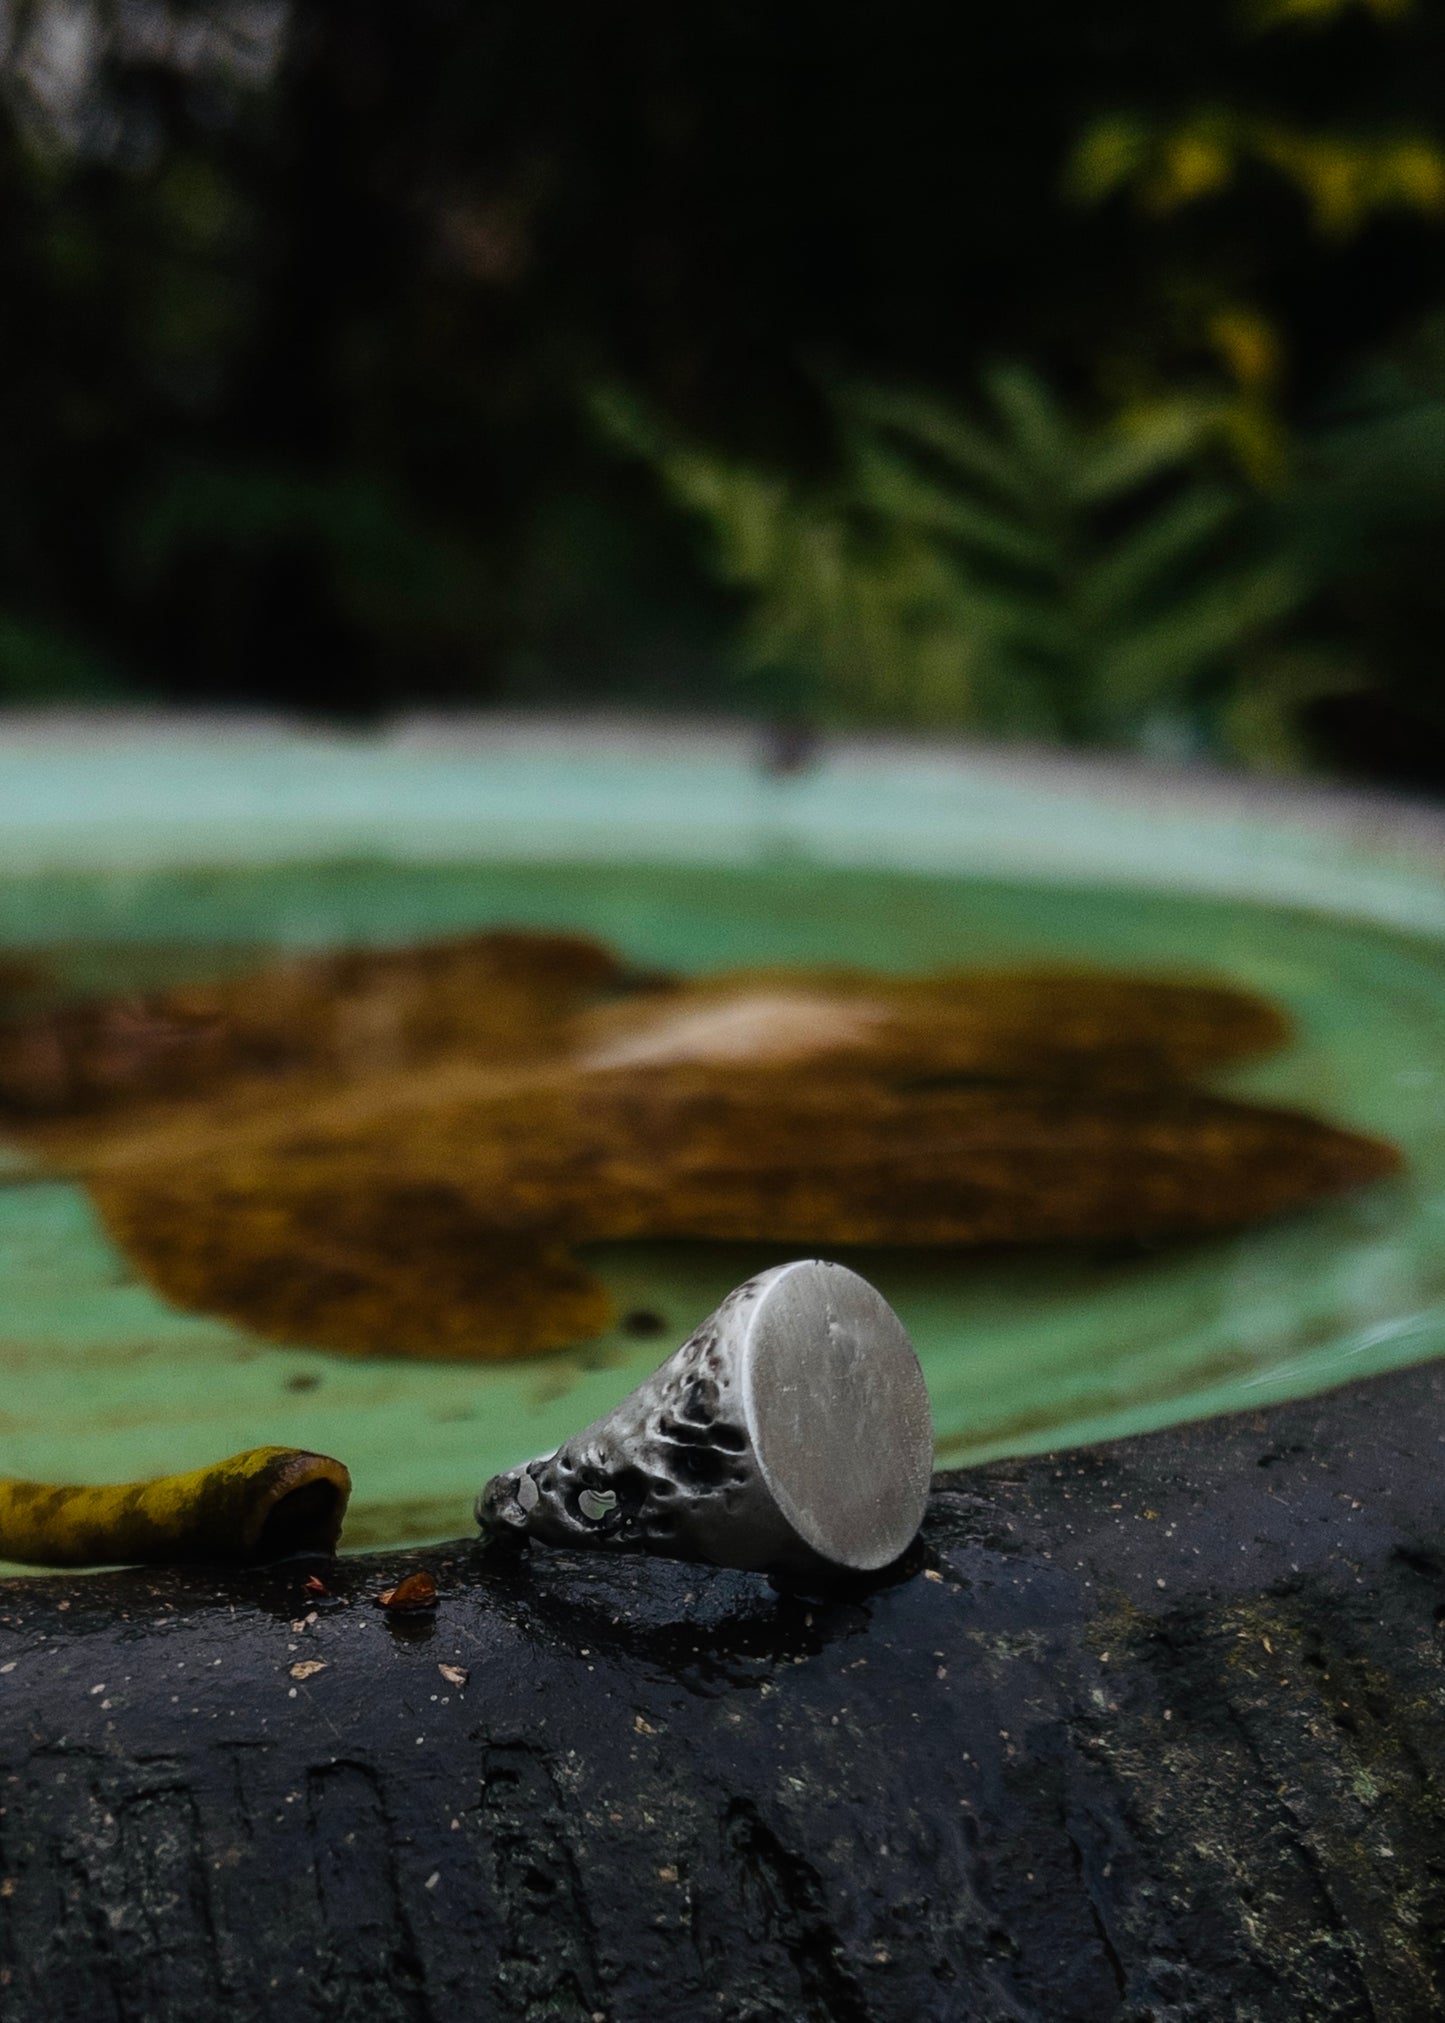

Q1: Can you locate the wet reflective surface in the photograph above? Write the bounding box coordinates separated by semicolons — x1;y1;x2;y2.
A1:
0;845;1440;1561
4;1361;1444;2018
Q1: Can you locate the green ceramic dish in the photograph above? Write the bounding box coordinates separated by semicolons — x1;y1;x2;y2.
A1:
2;718;1443;1559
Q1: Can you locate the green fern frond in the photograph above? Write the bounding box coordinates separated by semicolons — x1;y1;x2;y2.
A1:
850;440;1055;568
1078;488;1239;622
845;386;1041;509
596;365;1304;756
1071;403;1219;502
1096;560;1303;715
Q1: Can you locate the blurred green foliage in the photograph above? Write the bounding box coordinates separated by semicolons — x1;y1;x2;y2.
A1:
601;373;1305;756
0;611;129;701
1275;316;1445;763
0;0;1443;778
1071;110;1445;237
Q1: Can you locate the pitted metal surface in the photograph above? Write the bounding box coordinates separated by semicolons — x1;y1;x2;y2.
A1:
476;1259;933;1577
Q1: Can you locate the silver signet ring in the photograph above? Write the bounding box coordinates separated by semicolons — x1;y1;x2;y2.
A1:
476;1259;934;1578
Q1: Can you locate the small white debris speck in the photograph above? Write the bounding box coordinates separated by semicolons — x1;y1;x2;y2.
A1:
424;1871;440;1890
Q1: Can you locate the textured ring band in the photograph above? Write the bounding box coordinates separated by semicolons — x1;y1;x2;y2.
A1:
476;1258;934;1578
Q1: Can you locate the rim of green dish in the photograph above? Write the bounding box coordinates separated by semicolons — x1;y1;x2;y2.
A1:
1;709;1443;936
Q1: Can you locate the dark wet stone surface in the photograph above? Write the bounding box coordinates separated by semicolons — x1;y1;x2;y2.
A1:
2;1362;1445;2020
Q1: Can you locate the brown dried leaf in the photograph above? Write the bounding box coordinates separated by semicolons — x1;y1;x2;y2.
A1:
378;1571;438;1612
569;966;1292;1086
0;931;632;1129
0;933;1399;1364
86;1060;1398;1362
0;941;1290;1140
87;1174;611;1361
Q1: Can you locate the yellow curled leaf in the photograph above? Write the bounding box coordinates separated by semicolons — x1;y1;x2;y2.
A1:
0;1445;352;1569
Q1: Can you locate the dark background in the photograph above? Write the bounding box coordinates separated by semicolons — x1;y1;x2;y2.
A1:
3;0;1444;785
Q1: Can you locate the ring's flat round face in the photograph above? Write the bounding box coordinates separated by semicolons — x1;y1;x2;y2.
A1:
741;1259;934;1571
